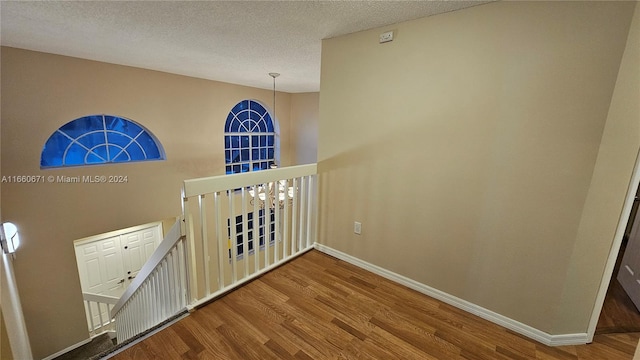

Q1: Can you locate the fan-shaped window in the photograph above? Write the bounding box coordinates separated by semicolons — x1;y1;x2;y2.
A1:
41;115;165;169
224;100;276;174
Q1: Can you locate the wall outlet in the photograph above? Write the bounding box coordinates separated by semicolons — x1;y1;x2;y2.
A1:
379;31;394;43
354;221;362;235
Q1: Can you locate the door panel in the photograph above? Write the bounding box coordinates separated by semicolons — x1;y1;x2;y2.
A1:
75;223;162;331
121;226;161;282
76;236;126;296
75;236;126;329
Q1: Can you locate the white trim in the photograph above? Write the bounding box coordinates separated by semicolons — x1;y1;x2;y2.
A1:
83;292;119;304
548;333;590;346
42;338;92;360
587;148;640;342
73;221;163;246
314;244;589;347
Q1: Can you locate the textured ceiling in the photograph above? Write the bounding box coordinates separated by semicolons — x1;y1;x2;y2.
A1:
1;1;488;93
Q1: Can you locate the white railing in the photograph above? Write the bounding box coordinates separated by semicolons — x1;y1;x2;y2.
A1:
83;292;118;337
111;221;188;343
182;164;318;307
108;164;318;344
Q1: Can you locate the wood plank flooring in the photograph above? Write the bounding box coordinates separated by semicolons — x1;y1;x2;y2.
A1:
112;250;640;360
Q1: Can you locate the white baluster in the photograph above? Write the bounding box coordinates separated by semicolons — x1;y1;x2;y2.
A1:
199;194;210;296
284;178;290;258
292;177;299;254
241;187;249;278
178;239;187;307
97;302;105;332
162;259;171;317
274;179;280;262
229;190;238;283
215;192;225;291
299;176;307;252
170;259;176;314
87;300;96;333
252;185;259;272
263;185;269;268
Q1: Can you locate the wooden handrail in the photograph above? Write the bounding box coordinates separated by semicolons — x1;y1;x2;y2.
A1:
183;163;317;197
111;220;183;316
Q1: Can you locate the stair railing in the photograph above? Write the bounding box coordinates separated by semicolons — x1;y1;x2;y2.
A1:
82;292;118;337
109;164;318;344
182;163;319;308
110;220;188;343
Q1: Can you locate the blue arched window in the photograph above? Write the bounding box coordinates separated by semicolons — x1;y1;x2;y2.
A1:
224;100;276;174
41;115;165;169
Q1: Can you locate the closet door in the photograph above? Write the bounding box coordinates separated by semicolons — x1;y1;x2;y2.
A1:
121;225;161;284
75;235;127;297
75;236;126;328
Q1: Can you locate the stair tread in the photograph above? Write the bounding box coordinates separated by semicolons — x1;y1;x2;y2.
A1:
53;333;114;360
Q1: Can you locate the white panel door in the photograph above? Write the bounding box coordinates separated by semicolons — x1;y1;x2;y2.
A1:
75;223;161;331
618;197;640;311
121;225;161;283
75;236;126;328
75;236;126;296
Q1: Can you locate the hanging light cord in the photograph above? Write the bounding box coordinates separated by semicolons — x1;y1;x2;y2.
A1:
269;72;279;120
268;72;280;168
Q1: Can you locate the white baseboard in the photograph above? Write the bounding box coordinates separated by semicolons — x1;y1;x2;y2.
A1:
314;243;588;347
548;333;590;346
42;337;92;360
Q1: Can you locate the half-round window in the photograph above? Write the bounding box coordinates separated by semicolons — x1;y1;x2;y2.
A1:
224;100;276;174
41;115;165;169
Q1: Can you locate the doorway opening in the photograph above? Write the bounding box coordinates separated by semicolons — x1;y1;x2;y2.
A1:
589;148;640;341
596;183;640;334
73;221;163;337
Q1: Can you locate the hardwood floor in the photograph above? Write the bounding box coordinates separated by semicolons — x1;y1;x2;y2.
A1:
596;241;640;335
112;250;640;360
596;277;640;334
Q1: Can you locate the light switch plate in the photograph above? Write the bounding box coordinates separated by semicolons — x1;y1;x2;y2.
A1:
354;221;362;235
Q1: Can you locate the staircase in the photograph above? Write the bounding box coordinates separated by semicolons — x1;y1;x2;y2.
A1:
69;164;319;358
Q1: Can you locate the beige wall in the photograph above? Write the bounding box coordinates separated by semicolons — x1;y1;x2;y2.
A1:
0;54;6;360
0;311;13;360
0;90;29;360
319;0;635;335
290;92;319;165
0;48;316;358
0;62;6;360
553;3;640;334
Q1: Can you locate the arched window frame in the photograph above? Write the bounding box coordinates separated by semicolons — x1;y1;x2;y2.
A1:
40;114;165;169
224;99;279;174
